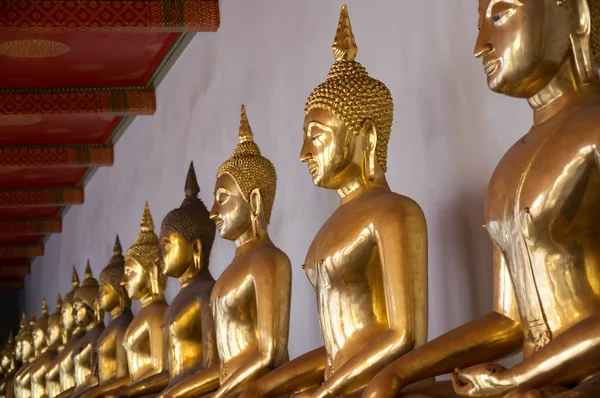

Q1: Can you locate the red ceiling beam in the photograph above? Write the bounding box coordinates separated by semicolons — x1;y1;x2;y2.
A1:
0;244;43;258
0;88;155;117
0;0;219;32
0;279;24;290
0;219;61;236
0;146;113;168
0;188;84;209
0;265;30;277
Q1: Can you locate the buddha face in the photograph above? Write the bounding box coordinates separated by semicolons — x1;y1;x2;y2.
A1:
74;299;93;327
32;326;45;351
99;281;119;312
160;230;196;277
301;108;361;189
122;258;149;300
21;338;32;361
475;0;571;97
14;339;21;361
210;174;253;241
46;319;61;347
61;300;75;332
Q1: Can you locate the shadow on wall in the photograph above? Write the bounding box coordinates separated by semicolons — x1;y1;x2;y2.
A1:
0;290;24;341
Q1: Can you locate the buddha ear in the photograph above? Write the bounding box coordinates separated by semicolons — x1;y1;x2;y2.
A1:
192;238;204;270
361;120;377;182
569;0;595;84
249;188;263;218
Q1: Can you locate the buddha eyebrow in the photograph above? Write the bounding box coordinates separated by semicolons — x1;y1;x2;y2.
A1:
307;122;333;136
486;0;522;17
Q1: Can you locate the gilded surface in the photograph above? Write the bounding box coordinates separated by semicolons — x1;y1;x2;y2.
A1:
118;203;169;398
157;106;292;398
79;236;133;398
152;162;219;397
242;7;428;398
363;0;600;397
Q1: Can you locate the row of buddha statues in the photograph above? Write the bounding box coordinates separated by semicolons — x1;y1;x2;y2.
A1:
1;2;600;397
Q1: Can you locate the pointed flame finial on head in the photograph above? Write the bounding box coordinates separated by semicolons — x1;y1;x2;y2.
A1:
84;260;92;279
332;5;357;62
8;331;13;344
42;297;48;316
20;312;27;329
29;312;36;325
113;235;122;256
238;105;254;144
72;266;80;288
184;161;200;198
56;294;62;312
140;201;155;232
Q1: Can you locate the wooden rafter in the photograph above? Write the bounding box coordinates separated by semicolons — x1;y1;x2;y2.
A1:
0;88;156;117
0;264;30;277
0;0;220;33
0;188;84;208
0;279;25;290
0;219;61;236
0;244;43;258
0;146;113;168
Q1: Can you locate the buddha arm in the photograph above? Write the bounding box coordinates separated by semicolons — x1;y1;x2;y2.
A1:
496;313;600;391
242;346;328;398
213;256;292;398
80;376;131;398
363;246;523;398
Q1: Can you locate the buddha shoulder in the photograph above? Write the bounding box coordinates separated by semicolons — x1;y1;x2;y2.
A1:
247;246;292;275
364;191;426;225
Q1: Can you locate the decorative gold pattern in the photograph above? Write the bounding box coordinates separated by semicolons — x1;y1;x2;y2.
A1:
0;39;70;58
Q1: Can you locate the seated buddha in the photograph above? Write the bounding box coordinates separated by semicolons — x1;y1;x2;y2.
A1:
15;312;37;398
30;296;60;398
157;105;292;398
117;202;169;398
69;262;105;397
78;236;134;398
1;332;16;398
136;162;220;397
241;6;429;398
363;0;600;397
46;267;81;398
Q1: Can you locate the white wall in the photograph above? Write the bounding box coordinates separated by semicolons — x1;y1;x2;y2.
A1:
25;0;530;363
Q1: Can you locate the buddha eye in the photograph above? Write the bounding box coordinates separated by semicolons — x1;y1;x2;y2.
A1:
491;7;515;25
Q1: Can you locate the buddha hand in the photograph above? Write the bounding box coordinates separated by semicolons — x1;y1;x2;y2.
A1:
451;363;515;397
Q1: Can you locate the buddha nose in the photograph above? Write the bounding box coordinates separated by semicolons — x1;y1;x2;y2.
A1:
300;138;311;163
474;26;493;58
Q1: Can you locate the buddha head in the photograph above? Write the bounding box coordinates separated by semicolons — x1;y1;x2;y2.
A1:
21;313;35;362
1;332;15;375
32;298;50;354
123;202;166;301
62;266;81;336
46;294;62;349
74;261;101;329
211;105;277;242
160;162;216;277
14;312;26;362
475;0;600;97
99;235;130;315
301;5;393;190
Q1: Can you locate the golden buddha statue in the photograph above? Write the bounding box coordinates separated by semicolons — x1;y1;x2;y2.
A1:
14;313;27;367
68;261;105;397
77;236;133;398
30;297;57;398
1;332;17;398
134;162;220;398
117;202;169;398
157;105;293;398
363;0;600;397
46;267;81;398
15;312;37;398
241;6;428;398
